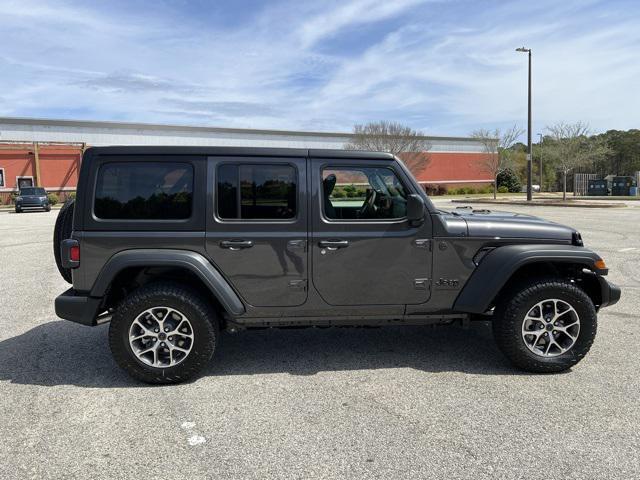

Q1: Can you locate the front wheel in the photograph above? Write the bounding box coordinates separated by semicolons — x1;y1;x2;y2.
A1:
492;279;597;373
109;282;218;384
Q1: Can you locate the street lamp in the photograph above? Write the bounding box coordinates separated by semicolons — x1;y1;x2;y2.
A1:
537;132;543;191
516;47;532;201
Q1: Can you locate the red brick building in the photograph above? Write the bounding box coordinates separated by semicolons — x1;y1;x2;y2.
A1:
0;143;83;204
0;118;493;204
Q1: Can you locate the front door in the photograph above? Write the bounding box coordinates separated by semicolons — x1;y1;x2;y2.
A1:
205;156;308;308
311;159;432;306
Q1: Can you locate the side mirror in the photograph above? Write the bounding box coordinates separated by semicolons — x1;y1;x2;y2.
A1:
407;194;425;226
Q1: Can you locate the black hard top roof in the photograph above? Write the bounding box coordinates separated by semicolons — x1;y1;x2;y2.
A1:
84;146;395;160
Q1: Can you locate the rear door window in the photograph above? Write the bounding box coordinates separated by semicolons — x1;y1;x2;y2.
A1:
94;162;193;220
216;164;297;220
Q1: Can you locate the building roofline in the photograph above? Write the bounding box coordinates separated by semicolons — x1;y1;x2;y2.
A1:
0;116;480;143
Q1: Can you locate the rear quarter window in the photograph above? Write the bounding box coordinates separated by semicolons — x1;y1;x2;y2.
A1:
94;162;193;220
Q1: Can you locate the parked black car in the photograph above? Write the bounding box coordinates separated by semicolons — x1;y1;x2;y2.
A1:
15;187;51;213
53;147;620;384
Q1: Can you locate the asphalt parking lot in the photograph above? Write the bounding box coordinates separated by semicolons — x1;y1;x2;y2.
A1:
1;203;639;479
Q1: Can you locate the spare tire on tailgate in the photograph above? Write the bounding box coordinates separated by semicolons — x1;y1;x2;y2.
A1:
54;199;75;283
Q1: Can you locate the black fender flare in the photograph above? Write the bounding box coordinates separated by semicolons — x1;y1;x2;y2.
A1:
90;249;245;316
453;244;605;314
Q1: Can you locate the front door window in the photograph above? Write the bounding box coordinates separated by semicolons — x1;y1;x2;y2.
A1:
322;167;408;220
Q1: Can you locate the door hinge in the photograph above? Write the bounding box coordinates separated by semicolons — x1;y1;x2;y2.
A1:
413;278;430;290
414;239;431;249
288;279;307;291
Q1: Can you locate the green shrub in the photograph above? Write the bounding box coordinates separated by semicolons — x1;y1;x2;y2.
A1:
343;184;356;193
346;191;357;198
47;193;59;206
356;189;366;197
332;190;345;198
68;192;77;201
498;185;509;193
497;168;521;193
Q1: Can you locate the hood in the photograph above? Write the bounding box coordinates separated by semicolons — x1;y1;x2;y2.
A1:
445;207;577;242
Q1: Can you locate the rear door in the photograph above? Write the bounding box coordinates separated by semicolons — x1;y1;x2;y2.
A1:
311;158;432;306
204;156;308;307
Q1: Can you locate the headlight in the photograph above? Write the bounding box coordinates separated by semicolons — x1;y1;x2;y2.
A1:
41;196;48;202
16;196;23;202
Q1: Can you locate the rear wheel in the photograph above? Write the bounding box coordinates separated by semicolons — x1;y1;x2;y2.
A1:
53;199;75;283
492;279;597;373
109;282;218;384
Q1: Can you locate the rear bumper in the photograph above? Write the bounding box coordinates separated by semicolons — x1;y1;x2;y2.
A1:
55;288;103;326
598;277;621;308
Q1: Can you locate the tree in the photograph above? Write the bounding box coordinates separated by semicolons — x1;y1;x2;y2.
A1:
471;125;524;199
497;168;521;193
545;122;611;200
592;129;640;175
345;121;432;173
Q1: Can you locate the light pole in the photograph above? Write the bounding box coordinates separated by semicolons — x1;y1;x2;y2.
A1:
516;47;532;201
537;132;543;191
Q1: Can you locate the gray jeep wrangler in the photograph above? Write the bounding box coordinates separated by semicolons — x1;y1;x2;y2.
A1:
54;147;620;384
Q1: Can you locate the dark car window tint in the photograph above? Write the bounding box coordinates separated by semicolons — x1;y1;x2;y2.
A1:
217;164;296;220
95;163;193;220
322;167;408;220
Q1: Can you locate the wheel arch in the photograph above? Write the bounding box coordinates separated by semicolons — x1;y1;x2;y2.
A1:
92;249;245;317
453;244;605;314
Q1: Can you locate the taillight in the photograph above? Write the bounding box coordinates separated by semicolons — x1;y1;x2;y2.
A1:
70;245;80;262
61;239;80;269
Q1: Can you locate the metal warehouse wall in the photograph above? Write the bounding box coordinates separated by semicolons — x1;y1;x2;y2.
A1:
0;117;487;153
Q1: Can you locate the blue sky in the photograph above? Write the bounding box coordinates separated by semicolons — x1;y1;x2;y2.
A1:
0;0;638;136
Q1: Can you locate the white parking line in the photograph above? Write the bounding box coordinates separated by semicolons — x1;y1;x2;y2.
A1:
187;435;207;446
618;247;637;252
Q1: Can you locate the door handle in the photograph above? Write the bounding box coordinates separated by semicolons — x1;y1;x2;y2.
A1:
220;240;253;250
318;240;349;249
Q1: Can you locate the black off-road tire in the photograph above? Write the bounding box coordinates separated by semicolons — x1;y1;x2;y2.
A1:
109;282;218;384
15;206;22;213
492;278;597;373
53;199;75;283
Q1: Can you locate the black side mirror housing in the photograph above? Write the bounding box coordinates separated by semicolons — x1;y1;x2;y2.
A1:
407;194;425;226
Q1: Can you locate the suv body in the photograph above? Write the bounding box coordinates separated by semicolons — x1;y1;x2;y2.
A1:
15;187;51;212
54;147;620;383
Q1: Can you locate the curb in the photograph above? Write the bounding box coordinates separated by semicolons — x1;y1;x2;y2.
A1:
450;199;626;208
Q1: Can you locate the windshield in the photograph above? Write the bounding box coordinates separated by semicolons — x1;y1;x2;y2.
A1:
20;187;46;196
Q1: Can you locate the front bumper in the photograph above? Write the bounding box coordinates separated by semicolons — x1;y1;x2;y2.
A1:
55;288;103;326
16;201;49;209
598;277;621;308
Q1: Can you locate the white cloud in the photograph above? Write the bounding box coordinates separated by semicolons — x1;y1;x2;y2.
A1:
0;0;638;136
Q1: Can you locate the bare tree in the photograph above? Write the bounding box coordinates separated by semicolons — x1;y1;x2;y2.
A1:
345;121;432;173
545;122;610;200
471;125;523;199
